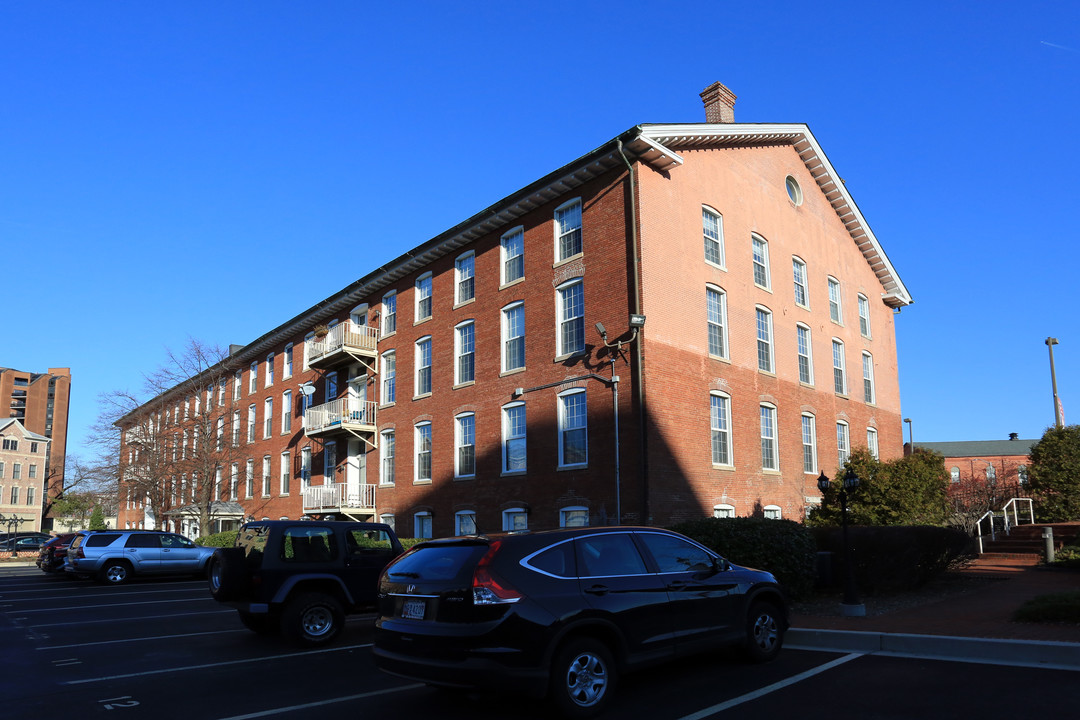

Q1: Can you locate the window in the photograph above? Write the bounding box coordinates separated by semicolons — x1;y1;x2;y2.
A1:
828;277;842;324
503;508;528;532
219;379;226;406
556;279;584;357
214;466;222;501
284;344;294;379
380;430;395;485
231;411;240;447
245;460;254;499
415;337;432;396
247;405;256;443
415;273;433;322
558;390;587;467
324;441;337;482
282;391;292;434
194;393;201;416
456;252;475;304
264;397;273;439
760;404;778;471
710;392;732;466
414;511;433;539
26;486;35;506
382;291;397;336
262;456;272;497
792;257;808;307
230;463;239;499
862;352;876;404
28;464;37;479
857;294;871;338
501;227;524;284
380;513;395;530
415;423;432;483
706;286;728;359
207;384;213;409
560;507;589;527
986;462;997;484
303;332;315;371
714;504;735;519
950;466;961;482
455;321;475;385
381;351;396;404
752;235;770;289
703;206;724;267
10;485;18;504
796;324;814;384
867;428;879;460
455;414;476;478
764;505;782;520
1018;465;1029;484
234;371;242;400
555;198;582;261
756;307;774;373
249;362;258;394
801;414;817;474
837;422;850;467
502;402;526;473
1;439;15;451
216;416;224;451
455;511;477;535
832;340;847;395
326;371;338;401
0;462;3;478
502;302;525;372
301;447;311;489
265;353;274;387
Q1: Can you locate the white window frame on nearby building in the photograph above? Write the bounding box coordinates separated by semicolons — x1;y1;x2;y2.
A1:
862;352;876;404
323;441;336;483
752;234;771;289
703;205;725;267
455;251;475;305
414;511;432;540
796;323;814;385
706;285;728;359
710;392;732;467
828;277;842;324
801;413;817;474
950;466;961;482
265;353;274;387
247;405;256;444
380;430;395;485
713;504;735;519
837;421;851;467
381;351;396;404
763;505;782;520
234;371;242;400
502;402;526;474
303;332;315;371
792;257;809;308
501;226;525;285
264;397;273;439
280;452;290;495
857;294;872;338
415;272;433;322
867;427;879;460
249;362;258;394
756;306;774;373
216;416;224;452
230;463;239;500
382;291;397;337
262;455;272;498
415;422;432;483
380;513;395;530
760;403;778;471
560;506;589;527
455;321;475;386
555;198;582;262
503;508;528;532
455;413;476;479
245;460;254;499
282;391;292;434
455;511;477;535
502;302;525;373
415;337;432;396
558;389;587;468
832;339;847;395
284;343;294;379
300;446;311;489
556;278;585;357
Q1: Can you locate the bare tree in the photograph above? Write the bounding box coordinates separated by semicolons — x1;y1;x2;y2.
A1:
947;466;1024;534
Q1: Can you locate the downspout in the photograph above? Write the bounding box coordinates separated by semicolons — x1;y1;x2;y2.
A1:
616;138;649;524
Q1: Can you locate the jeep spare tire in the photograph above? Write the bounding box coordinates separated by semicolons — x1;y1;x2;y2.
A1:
208;547;249;601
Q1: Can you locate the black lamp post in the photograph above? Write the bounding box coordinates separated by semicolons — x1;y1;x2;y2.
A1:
818;468;865;616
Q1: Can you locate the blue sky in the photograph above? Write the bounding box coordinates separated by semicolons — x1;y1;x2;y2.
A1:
2;1;1078;460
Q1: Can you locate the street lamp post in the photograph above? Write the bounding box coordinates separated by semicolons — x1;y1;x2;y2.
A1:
1046;338;1062;429
903;418;913;453
818;468;865;617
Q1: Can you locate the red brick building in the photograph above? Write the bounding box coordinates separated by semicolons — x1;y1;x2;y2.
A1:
116;83;911;537
915;435;1036;487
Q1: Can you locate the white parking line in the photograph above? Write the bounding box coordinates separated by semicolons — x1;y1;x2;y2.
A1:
675;653;864;719
64;643;377;685
38;628;249;649
16;597;213;613
215;684;426;720
29;609;234;628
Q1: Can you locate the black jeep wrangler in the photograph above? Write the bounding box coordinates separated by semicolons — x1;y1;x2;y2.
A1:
208;520;403;645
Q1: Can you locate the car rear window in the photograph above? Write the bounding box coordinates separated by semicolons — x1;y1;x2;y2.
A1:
386;544;487;584
281;527;337;563
85;534;122;548
526;541;576;578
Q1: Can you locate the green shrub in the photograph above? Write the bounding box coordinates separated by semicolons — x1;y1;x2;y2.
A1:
667;517;817;600
198;530;240;547
401;537;429;550
1051;544;1080;568
812;525;974;595
1014;591;1080;624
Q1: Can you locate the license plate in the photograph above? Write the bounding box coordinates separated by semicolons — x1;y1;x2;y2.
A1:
402;599;426;620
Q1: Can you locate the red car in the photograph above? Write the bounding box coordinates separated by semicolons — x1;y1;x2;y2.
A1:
36;533;79;573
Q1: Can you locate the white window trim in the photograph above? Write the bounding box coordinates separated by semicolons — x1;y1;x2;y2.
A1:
455;251;475;306
710;391;733;468
455;510;477;536
554;197;583;263
796;323;814;386
265;353;274;387
702;205;725;268
862;352;876;405
763;505;782;520
792;256;809;308
280;451;291;495
381;291;397;338
379;429;395;486
500;225;525;286
751;234;771;290
415;422;432;484
866;427;879;460
555;278;585;358
801;413;818;474
283;343;294;379
381;350;397;405
502;401;527;474
415;272;433;323
415;336;432;397
454;320;475;386
502;507;528;532
832;338;847;396
559;506;589;528
857;293;872;338
414;511;433;540
557;388;588;469
837;421;851;467
756;305;775;373
455;412;476;479
713;503;735;519
828;276;843;325
501;301;526;373
706;284;729;360
760;403;779;472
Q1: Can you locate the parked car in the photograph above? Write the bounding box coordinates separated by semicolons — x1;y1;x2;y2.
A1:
208;520;403;645
36;533;79;573
373;526;788;718
0;533;50;552
64;530;215;584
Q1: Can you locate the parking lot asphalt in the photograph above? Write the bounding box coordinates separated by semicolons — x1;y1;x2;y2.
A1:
2;563;1078;719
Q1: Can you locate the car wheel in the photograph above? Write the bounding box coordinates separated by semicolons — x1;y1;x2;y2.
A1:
549;639;617;719
743;600;784;662
238;610;280;635
282;593;344;646
99;561;132;585
208;548;249;601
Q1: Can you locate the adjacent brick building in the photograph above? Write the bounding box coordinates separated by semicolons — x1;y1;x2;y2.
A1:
116;83;912;538
0;419;51;532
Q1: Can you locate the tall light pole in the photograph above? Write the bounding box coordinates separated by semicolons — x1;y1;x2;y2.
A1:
1046;338;1062;429
595;315;646;525
903;418;913;454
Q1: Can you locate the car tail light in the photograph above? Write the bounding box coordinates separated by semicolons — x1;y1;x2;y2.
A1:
472;540;522;605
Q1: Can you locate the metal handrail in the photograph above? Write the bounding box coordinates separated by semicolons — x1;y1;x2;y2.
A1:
974;498;1036;553
975;510;996;554
1001;497;1035;533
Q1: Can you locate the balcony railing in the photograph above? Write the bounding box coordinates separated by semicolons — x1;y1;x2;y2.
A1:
305;397;378;439
308;323;379;369
303;482;376;513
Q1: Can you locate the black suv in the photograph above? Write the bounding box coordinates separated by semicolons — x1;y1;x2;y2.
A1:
373;526;787;718
209;520;403;645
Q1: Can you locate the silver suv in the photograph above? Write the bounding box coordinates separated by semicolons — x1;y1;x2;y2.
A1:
64;530;215;585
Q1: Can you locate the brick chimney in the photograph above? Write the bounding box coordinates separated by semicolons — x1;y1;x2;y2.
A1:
1009;433;1019;441
700;81;737;123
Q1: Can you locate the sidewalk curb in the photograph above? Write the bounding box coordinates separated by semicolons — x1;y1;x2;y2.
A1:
788;628;1080;671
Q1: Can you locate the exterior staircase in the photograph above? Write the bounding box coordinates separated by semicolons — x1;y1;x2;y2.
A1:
980;521;1080;563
